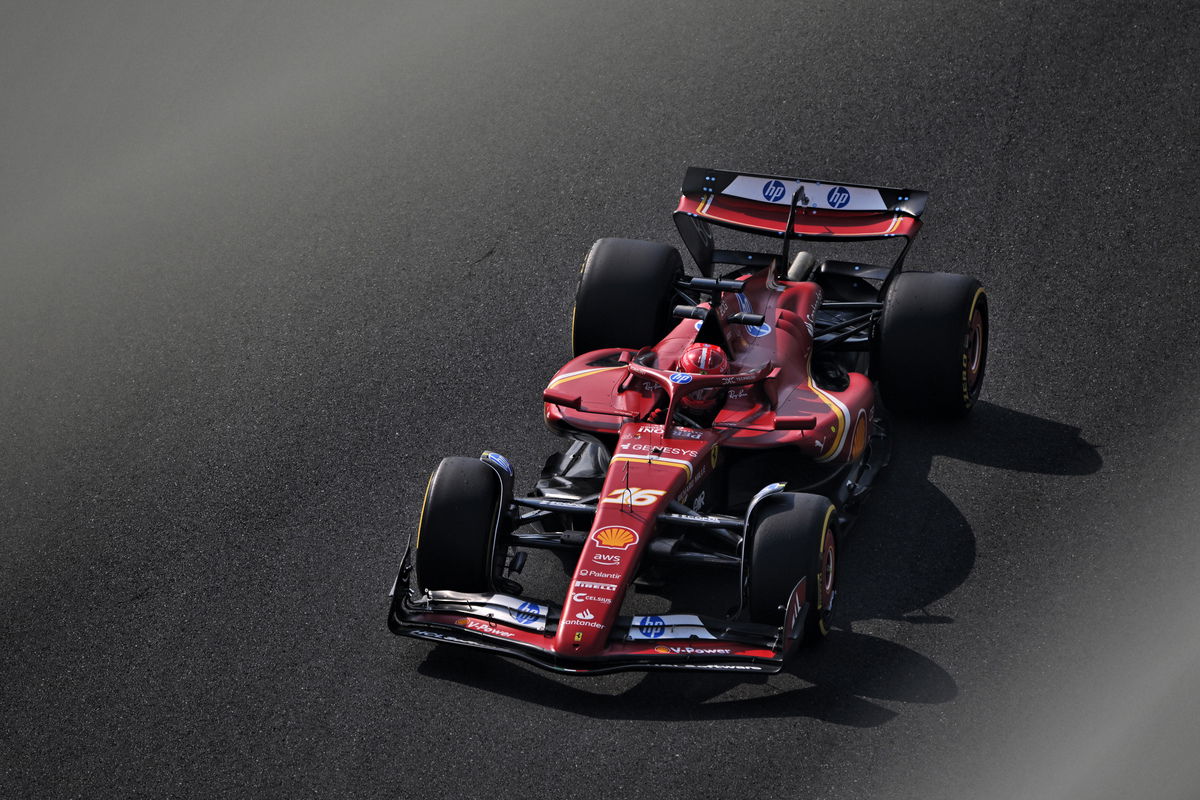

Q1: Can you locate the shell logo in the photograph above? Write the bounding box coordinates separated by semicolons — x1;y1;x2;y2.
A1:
593;526;639;550
654;646;672;654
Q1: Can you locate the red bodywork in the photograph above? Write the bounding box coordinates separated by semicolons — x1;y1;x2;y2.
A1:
537;270;874;661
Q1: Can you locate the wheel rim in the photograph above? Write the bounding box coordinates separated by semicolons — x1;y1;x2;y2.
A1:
818;528;836;612
965;308;984;391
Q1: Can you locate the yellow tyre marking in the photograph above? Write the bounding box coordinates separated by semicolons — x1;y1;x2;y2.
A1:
961;287;986;405
413;471;436;550
967;286;985;321
816;504;836;634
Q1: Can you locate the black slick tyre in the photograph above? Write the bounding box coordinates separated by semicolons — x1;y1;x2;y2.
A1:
876;271;988;417
571;237;683;357
747;492;838;644
413;457;508;593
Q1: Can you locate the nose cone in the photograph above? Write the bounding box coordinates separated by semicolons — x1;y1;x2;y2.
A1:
552;422;711;657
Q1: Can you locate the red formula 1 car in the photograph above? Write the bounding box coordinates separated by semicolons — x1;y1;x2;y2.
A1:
387;167;989;674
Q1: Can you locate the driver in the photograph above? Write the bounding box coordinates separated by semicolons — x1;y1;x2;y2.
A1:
678;342;730;419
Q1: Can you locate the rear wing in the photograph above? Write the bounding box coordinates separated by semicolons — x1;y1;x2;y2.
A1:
674;167;928;275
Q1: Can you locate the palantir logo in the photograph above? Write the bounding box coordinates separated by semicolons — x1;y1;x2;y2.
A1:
762;180;786;203
827;186;851;209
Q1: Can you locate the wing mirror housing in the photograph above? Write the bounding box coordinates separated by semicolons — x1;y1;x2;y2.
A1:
543;387;583;409
775;415;817;430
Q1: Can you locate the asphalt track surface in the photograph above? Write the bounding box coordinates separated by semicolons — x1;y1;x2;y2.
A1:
3;2;1199;798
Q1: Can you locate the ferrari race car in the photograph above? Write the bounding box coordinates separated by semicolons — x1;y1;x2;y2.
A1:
387;167;989;674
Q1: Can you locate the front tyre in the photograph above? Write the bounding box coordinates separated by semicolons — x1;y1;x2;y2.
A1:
877;271;989;417
747;492;838;645
413;457;510;593
571;238;683;357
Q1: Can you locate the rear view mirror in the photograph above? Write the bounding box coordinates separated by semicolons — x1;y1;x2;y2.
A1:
774;415;817;430
543;388;583;409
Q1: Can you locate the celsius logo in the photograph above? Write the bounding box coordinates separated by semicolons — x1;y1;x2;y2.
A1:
639;616;666;639
512;602;541;625
762;180;787;202
827;186;851;209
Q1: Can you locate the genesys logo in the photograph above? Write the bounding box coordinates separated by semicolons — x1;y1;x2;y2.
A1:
592;526;640;550
592;553;622;565
620;443;692;456
574;580;617;592
572;592;612;605
653;645;731;655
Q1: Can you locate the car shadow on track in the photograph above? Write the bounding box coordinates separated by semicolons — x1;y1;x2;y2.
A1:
836;400;1102;626
414;401;1100;724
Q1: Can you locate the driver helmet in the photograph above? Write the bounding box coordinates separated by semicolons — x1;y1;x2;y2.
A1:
678;343;730;413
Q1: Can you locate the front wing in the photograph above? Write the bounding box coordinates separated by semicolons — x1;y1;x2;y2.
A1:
387;551;803;675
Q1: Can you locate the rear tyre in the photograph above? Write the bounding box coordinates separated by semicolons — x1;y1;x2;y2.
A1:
877;271;988;417
413;457;509;592
571;238;683;357
747;492;838;644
